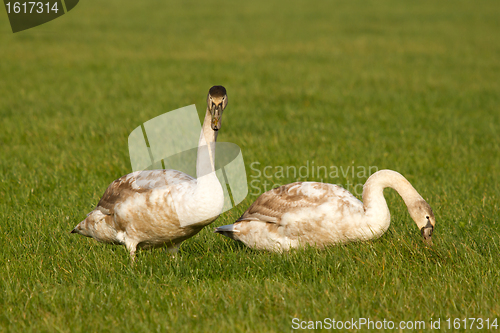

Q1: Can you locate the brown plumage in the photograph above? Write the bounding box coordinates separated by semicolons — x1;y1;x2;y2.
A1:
216;170;436;251
71;86;229;259
237;182;333;224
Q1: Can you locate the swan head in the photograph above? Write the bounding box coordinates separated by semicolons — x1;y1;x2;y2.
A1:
207;85;228;131
408;199;436;246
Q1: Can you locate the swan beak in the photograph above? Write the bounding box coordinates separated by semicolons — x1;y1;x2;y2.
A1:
210;102;224;131
211;117;220;131
421;225;433;246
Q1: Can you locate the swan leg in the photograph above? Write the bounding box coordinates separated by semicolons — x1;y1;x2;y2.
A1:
125;240;139;262
165;243;181;257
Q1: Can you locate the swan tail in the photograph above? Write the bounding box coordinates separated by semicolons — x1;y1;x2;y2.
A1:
214;224;239;240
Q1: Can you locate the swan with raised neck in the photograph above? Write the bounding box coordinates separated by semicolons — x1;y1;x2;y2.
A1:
215;169;436;251
71;86;228;259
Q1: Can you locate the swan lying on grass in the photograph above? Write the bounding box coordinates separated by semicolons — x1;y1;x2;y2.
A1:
215;170;435;252
72;86;228;259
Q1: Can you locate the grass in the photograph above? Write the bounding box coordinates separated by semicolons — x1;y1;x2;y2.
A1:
1;0;500;331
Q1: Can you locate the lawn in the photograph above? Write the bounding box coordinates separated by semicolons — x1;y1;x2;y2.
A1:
1;0;500;331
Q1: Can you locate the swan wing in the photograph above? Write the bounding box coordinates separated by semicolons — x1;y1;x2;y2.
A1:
237;182;357;224
96;169;194;216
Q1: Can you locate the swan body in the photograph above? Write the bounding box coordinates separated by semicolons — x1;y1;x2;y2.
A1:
72;86;228;258
215;170;435;252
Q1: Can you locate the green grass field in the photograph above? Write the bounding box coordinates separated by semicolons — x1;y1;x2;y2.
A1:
1;0;500;331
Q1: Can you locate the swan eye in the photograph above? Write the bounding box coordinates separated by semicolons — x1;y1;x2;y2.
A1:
426;216;430;219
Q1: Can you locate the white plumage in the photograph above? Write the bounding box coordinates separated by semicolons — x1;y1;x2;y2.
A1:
215;170;436;252
72;86;228;259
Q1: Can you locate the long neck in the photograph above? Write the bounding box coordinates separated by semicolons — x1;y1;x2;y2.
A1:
175;107;223;228
196;107;218;178
362;170;424;217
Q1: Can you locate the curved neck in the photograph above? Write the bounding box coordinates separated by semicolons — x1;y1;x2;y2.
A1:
362;170;424;214
196;107;218;178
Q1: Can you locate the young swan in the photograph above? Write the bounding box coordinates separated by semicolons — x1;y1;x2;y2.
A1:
72;86;228;259
215;170;435;252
